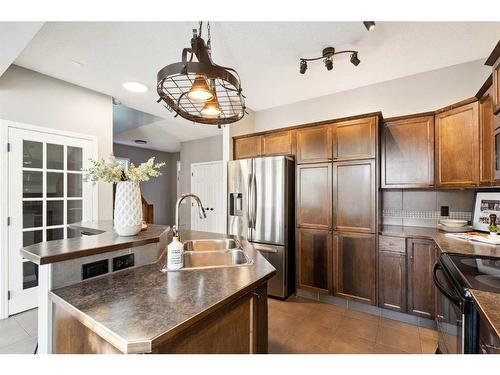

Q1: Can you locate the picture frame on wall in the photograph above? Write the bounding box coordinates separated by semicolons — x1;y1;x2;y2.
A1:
472;191;500;232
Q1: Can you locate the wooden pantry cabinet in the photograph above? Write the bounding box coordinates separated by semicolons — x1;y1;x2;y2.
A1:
296;228;333;294
333;232;376;305
296;163;332;230
332;116;377;161
435;101;479;188
333;159;376;233
381;115;435;188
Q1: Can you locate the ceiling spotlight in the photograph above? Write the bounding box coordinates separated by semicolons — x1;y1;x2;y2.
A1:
122;81;148;93
363;21;376;31
350;52;361;66
299;60;307;74
324;57;333;71
134;139;147;144
186;75;214;102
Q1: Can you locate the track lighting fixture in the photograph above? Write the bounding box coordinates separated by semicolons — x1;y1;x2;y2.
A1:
299;47;360;74
300;60;307;74
363;21;376;31
350;52;360;66
324;57;333;71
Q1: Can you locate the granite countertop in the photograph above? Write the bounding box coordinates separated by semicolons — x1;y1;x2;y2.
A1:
49;229;276;354
470;289;500;340
379;225;500;257
21;220;169;265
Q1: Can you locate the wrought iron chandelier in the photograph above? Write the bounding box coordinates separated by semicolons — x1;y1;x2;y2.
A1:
157;22;246;127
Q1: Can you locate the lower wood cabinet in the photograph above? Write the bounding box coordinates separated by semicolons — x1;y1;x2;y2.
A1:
378;250;407;313
296;228;332;294
333;232;376;305
407;238;437;319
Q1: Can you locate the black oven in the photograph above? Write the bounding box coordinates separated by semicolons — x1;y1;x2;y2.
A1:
433;254;479;354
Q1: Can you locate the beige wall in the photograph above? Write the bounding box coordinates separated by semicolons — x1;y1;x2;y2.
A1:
0;65;114;219
113;143;180;225
254;59;490;132
179;135;223;229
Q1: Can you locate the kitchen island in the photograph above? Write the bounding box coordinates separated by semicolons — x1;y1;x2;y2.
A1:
21;221;275;354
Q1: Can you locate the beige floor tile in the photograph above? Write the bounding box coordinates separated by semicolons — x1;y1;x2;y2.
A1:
372;342;411;354
0;319;31;349
290;321;338;348
379;317;419;335
377;325;422;353
268;309;305;338
14;308;38;337
420;335;438;354
0;335;36;354
284;335;329;354
343;308;380;324
306;309;344;331
335;316;379;342
327;334;378;354
418;326;439;340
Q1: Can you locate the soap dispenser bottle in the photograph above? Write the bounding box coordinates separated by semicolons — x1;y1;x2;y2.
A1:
167;226;184;270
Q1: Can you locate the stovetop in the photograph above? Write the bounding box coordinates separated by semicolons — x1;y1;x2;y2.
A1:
447;254;500;294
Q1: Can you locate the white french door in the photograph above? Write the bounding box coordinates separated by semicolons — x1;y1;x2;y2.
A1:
190;161;225;234
8;127;94;315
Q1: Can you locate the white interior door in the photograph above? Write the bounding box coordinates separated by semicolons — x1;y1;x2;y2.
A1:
190;161;225;233
8;127;94;315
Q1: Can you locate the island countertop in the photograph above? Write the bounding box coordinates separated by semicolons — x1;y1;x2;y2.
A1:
49;229;276;354
20;220;170;265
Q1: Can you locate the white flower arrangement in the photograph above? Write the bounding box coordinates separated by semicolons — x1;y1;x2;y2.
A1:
83;156;165;184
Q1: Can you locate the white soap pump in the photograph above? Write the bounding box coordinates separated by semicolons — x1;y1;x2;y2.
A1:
167;225;184;270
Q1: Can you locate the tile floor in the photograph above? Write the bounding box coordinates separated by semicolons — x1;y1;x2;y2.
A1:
0;308;38;354
268;297;439;354
0;298;439;354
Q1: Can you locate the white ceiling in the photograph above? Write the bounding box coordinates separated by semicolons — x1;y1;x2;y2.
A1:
11;21;500;151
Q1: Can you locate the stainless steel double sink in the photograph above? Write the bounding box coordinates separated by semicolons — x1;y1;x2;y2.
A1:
167;238;253;271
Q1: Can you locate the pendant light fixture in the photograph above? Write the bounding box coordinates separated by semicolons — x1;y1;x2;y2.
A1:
157;22;246;127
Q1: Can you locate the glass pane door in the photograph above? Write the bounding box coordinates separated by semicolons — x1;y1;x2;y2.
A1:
8;127;94;315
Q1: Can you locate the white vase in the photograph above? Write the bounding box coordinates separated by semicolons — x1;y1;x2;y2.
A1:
114;181;143;236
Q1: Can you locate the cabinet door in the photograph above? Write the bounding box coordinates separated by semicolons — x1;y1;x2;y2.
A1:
435;102;479;187
296;163;332;229
333;232;376;304
378;250;406;313
261;131;292;156
407;239;436;319
234;136;262;159
382;116;434;188
493;62;500;115
333;160;376;233
333;116;377;160
296;228;332;294
479;94;494;185
296;125;332;164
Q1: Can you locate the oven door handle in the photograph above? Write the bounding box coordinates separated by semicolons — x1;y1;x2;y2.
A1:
432;262;461;307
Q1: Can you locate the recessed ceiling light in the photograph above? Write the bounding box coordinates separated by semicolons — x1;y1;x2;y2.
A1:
363;21;376;31
134;139;147;144
122;81;149;93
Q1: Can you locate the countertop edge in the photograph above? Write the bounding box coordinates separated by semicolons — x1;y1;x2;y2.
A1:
469;289;500;340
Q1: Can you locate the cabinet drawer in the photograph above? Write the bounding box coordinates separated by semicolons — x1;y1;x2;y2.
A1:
379;235;406;253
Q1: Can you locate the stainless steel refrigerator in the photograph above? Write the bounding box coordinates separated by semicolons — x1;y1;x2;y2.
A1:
227;155;295;299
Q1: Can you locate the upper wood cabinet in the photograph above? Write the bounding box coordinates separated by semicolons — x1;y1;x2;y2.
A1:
493;61;500;115
296;228;332;294
381;115;434;188
435;101;479;188
333;232;376;305
234;136;262;159
479;94;494;185
296;125;332;164
333;160;376;233
261;130;293;156
296;163;332;230
407;238;436;320
332;116;377;161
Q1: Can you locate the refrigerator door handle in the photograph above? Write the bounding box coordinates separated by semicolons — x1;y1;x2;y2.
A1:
252;173;257;229
247;172;253;237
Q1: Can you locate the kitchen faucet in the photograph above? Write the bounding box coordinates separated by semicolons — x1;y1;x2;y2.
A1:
175;193;207;238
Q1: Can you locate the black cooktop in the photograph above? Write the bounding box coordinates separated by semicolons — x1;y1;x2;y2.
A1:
447;254;500;294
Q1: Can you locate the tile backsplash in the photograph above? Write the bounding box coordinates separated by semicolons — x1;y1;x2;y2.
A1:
381;189;475;228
